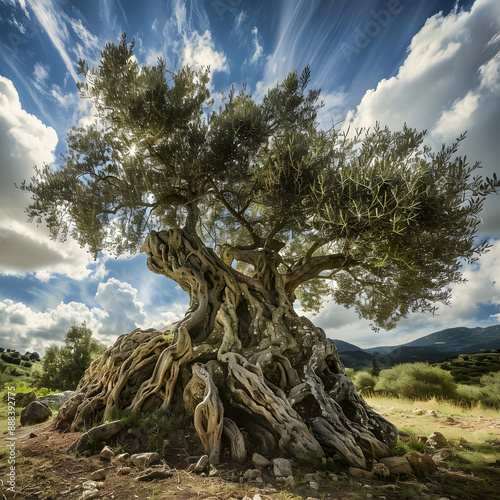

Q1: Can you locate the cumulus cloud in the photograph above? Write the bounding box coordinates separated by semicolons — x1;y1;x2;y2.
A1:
308;243;500;347
343;0;500;234
0;75;97;279
181;30;228;73
311;0;500;346
0;277;186;354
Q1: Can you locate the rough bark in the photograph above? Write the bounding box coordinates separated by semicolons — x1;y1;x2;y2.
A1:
56;228;398;468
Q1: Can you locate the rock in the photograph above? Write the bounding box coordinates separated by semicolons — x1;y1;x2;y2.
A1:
379;456;413;476
404;452;438;476
284;475;294;488
130;452;161;468
79;480;104;500
136;469;173;481
426;431;448;449
13;391;37;407
304;473;322;482
99;446;114;461
118;467;133;475
243;469;262;480
348;467;374;480
20;401;52;426
432;448;453;464
309;481;319;490
38;390;76;407
372;461;391;479
252;452;271;469
426;410;438;417
191;455;209;473
115;452;130;462
67;420;124;455
252;495;262;500
90;469;107;480
272;458;292;477
53;393;85;431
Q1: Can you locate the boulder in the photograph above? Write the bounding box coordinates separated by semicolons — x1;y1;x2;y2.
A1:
432;448;453;464
272;458;292;477
38;390;76;407
252;453;271;469
379;456;413;476
67;420;124;455
426;431;448;449
130;452;161;468
20;401;52;426
53;393;85;431
348;467;374;480
243;469;262;480
372;461;390;479
404;452;438;476
13;391;37;407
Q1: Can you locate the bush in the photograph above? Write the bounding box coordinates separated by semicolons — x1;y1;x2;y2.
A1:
353;371;377;395
374;362;457;400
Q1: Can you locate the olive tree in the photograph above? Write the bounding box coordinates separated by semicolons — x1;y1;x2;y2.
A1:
21;34;499;467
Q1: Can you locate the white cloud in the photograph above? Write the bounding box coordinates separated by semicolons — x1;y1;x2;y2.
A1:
26;0;78;82
311;0;500;347
181;30;228;73
0;75;97;279
0;276;187;354
343;0;500;234
249;27;263;66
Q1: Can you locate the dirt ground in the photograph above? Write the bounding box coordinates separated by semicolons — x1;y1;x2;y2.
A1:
1;404;500;500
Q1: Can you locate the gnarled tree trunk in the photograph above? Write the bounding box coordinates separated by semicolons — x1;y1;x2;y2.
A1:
56;228;397;468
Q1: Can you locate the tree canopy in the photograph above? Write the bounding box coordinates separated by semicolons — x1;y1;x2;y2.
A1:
22;33;500;330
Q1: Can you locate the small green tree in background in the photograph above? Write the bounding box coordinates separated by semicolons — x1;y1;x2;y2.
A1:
370;357;381;377
36;323;106;391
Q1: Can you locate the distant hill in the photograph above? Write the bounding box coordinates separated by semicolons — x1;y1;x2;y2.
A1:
332;340;362;353
334;325;500;370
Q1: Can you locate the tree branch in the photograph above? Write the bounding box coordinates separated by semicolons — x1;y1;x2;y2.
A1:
284;253;355;296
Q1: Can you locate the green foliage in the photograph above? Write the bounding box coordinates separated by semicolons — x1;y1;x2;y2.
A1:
20;33;500;330
34;323;106;391
374;362;457;400
454;372;500;408
370;357;381;377
353;371;377;395
118;410;198;456
393;438;410;456
436;352;500;385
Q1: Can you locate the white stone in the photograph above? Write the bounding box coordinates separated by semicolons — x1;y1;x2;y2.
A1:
130;452;161;468
272;458;292;477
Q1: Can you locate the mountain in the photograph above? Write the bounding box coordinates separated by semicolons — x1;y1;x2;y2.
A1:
335;325;500;370
332;340;363;353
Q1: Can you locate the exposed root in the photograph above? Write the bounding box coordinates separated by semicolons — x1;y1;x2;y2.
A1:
57;228;398;469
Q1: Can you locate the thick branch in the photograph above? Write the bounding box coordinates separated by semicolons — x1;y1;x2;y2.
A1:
284;253;354;296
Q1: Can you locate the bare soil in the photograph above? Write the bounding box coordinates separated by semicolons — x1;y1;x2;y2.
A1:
1;404;499;500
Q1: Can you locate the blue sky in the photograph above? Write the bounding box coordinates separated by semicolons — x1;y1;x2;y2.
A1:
0;0;499;355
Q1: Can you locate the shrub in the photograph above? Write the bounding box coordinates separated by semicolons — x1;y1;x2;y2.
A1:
374;362;457;400
353;371;377;395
